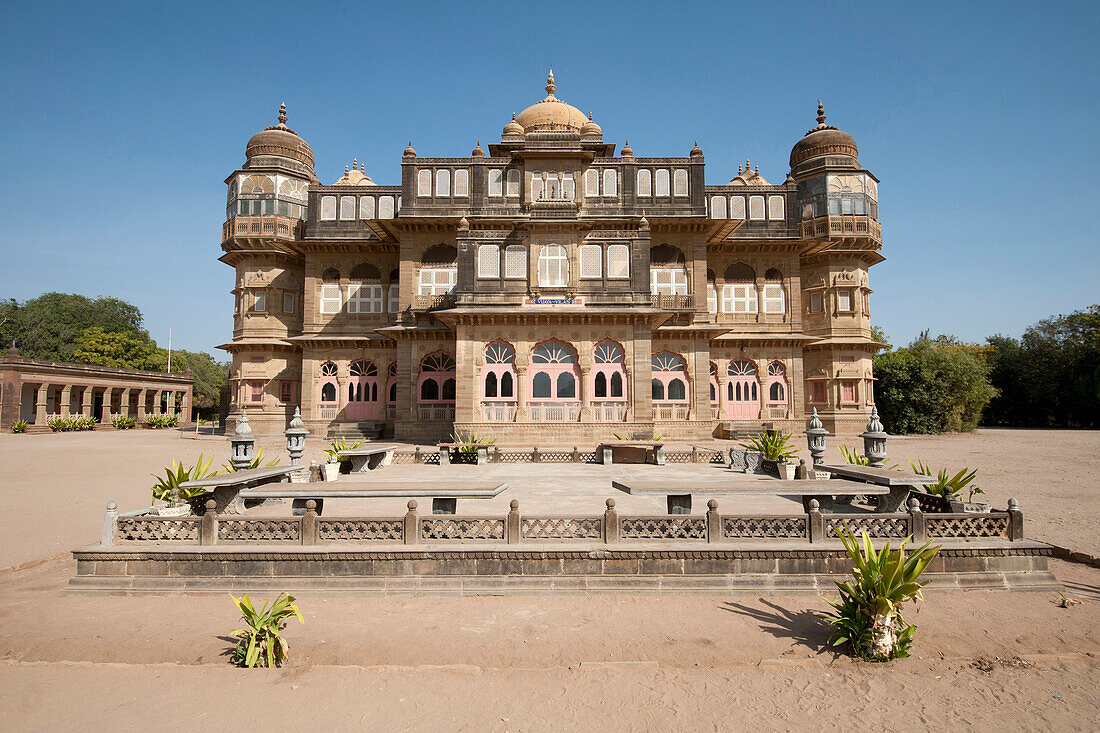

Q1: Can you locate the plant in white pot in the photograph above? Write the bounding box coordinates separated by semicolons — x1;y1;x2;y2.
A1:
321;437;364;481
150;453;221;515
740;432;798;479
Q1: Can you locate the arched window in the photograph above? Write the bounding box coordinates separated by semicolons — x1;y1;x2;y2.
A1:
725;359;760;419
418;351;456;407
593;339;627;401
530;340;579;403
318;361;339;406
709;362;719;406
651;351;688;404
766;361;788;404
538;244;569;287
722;263;758;314
763;268;785;314
482;341;516;401
386;362;397;414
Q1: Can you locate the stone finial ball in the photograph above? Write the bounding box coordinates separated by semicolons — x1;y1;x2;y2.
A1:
707;499;718;510
408;499;418;510
908;497;921;511
306;500;317;511
1008;498;1019;510
808;499;820;511
206;499;217;511
606;498;616;508
107;501;117;511
509;499;519;510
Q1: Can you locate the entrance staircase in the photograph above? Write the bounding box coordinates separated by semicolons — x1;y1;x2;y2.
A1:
325;421;384;441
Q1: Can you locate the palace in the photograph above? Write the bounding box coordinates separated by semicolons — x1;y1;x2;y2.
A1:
220;72;883;442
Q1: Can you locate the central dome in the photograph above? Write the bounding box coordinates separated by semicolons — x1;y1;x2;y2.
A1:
513;70;588;133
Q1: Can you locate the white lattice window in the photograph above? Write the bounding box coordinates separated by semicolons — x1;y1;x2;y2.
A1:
359;196;375;219
637;169;652;196
585;169;599;196
454;170;469;197
339;196;356;220
417;170;432;196
710;196;726;219
488;169;503;196
731;196;746;219
252;290;266;312
655;169;670;196
388;284;399;312
607;244;630;279
418;267;456;295
477;244;500;279
530;171;543;201
347;284;383;313
378;197;394;219
722;284;758;313
838;289;853;312
506;169;520;196
435;169;450;196
707;284;718;313
538;244;569;287
768;195;785;220
504;245;526;279
650;267;688;295
562;172;575;200
320;284;342;314
763;284;785;314
602;169;617;196
320;196;336;220
673;169;688;197
749;195;766;220
579;244;602;279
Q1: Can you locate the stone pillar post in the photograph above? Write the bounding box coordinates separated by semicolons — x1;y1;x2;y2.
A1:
81;386;93;418
717;373;728;421
515;363;528;421
118;388;130;417
691;339;709;423
632;326;653;425
60;384;73;417
35;383;50;425
153;390;163;415
579;365;591;421
181;387;192;424
102;387;114;419
136;389;147;420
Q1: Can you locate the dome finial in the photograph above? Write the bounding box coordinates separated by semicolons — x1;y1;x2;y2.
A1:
278;102;287;125
545;68;556;97
588;111;593;120
816;100;826;126
353;157;358;170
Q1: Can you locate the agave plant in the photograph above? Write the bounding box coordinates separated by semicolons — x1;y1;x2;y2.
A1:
449;430;496;461
323;437;365;463
740;431;797;462
819;530;940;661
222;446;281;473
230;593;305;668
111;415;137;430
910;461;982;501
11;419;28;434
150;453;221;506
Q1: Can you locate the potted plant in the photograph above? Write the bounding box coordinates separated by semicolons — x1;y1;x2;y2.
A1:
909;461;989;513
322;437;364;481
741;432;797;479
150;453;221;515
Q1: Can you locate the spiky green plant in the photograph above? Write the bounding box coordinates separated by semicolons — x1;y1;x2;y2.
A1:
150;453;221;506
230;593;304;668
740;431;797;461
819;530;940;661
910;461;982;501
323;437;365;463
838;444;870;466
222;446;281;473
111;415;137;430
448;430;496;460
11;419;28;434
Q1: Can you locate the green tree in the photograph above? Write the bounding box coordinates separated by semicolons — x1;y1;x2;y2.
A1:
72;327;165;370
0;293;146;361
169;350;229;417
873;334;998;434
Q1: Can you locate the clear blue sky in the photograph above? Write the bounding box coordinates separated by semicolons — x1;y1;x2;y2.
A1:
2;1;1097;355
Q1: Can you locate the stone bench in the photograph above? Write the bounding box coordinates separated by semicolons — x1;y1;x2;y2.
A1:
336;444;399;473
611;478;888;513
598;441;666;466
437;443;490;466
179;464;303;514
239;480;508;515
815;464;937;512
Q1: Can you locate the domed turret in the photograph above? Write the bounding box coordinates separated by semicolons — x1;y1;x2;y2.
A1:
471;140;485;158
513;70;589;133
334;159;376;186
789;101;858;171
403;140;417;159
245;103;314;169
620;139;634;157
502;113;524;142
690;141;703;158
581;111;602;141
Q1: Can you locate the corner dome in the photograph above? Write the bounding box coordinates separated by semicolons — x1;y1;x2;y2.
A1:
245;103;314;169
334;160;375;186
513;70;588;133
789;101;858;169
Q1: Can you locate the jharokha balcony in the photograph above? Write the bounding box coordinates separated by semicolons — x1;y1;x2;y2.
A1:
650;293;695;310
798;214;882;242
414;293;458;310
222;214;301;242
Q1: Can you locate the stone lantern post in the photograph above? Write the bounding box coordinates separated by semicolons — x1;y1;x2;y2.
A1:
860;406;888;468
228;410;256;471
804;408;829;466
284;406;309;482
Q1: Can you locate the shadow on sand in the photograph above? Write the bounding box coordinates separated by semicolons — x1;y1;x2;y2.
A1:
720;599;835;655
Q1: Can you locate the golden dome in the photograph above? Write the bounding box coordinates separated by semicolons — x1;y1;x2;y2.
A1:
471;140;485;157
245;103;314;168
790;101;858;168
514;70;588;133
335;160;375;186
502;113;524;138
620;139;634;157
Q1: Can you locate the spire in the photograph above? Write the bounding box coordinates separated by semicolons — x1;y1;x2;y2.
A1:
353;157;358;170
738;164;742;174
545;68;556;98
816;100;826;126
746;156;751;171
278;102;287;125
344;164;349;175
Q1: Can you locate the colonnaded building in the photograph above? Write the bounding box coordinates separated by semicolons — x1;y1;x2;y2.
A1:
220;72;883;442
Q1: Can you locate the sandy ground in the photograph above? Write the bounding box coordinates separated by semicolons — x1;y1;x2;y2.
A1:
1;427;1098;729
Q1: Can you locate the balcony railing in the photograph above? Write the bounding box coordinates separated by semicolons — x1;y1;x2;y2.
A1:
650;293;695;310
528;402;581;422
418;404;456;422
653;403;689;421
481;402;517;422
592;402;627;422
318;406;338;420
799;215;881;241
414;293;457;310
223;215;299;241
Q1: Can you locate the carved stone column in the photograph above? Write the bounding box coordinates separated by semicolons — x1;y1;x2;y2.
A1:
515;364;528;421
136;389;147;420
102;387;114;419
717;374;728;420
118;388;130;417
81;386;93;418
579;365;592;421
35;383;50;424
60;384;72;417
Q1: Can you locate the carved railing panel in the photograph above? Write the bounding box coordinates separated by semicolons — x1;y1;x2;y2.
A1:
522;517;602;540
723;516;807;539
318;519;403;542
117;517;200;542
218;519;300;542
621;517;707;540
420;518;505;541
826;516;908;539
927;514;1009;539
